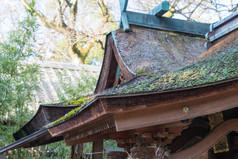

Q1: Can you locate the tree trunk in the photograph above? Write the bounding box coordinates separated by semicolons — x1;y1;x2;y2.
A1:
68;43;82;64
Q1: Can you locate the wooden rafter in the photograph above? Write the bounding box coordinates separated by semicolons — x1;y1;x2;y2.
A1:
125;11;210;36
114;82;238;131
148;1;169;16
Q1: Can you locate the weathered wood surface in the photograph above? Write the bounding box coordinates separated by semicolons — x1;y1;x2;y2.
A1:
148;1;169;16
14;105;78;140
48;99;106;137
92;140;103;159
65;115;115;145
50;78;238;137
111;38;134;80
112;79;238;131
95;34;115;93
208;113;229;153
126;11;210;36
169;119;238;159
95;34;134;93
113;25;206;75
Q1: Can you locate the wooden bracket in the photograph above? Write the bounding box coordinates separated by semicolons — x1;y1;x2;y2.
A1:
119;0;128;12
119;0;131;31
148;1;169;16
118;0;209;36
126;11;210;36
121;12;131;32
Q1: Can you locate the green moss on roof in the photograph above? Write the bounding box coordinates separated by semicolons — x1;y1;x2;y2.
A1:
105;44;238;95
63;96;89;105
46;96;95;127
47;43;238;127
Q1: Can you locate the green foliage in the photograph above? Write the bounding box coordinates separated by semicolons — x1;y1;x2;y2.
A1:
38;141;71;159
56;70;97;102
47;68;119;158
42;69;98;158
84;42;104;65
47;70;98;126
0;1;41;158
104;140;118;151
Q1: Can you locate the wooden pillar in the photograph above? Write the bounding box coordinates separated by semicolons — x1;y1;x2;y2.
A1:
92;140;103;159
71;144;83;159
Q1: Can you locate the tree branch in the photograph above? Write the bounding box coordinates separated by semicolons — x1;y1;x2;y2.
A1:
98;0;110;24
56;0;67;28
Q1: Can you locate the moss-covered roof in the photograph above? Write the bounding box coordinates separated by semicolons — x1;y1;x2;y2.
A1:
103;40;238;95
47;29;238;128
46;95;95;127
47;40;238;127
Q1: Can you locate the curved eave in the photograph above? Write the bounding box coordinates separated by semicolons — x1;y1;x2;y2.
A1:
0;129;48;154
14;104;78;140
95;31;134;93
48;77;238;139
95;33;113;93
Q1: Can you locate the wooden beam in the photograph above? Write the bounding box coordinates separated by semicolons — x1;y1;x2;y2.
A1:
212;11;238;29
148;1;169;16
209;22;238;42
119;0;128;12
121;12;131;32
64;116;115;145
114;85;238;131
205;12;238;43
170;119;238;159
208;113;229;153
126;11;210;36
92;140;103;159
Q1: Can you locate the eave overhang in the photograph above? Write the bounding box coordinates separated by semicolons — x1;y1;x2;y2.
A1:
0;129;48;154
0;105;77;154
48;78;238;145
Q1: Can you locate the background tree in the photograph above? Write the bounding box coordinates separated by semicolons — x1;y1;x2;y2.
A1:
0;2;41;158
21;0;117;64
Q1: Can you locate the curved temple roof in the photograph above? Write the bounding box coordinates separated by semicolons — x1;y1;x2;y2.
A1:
1;11;238;155
112;25;206;75
103;29;238;95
